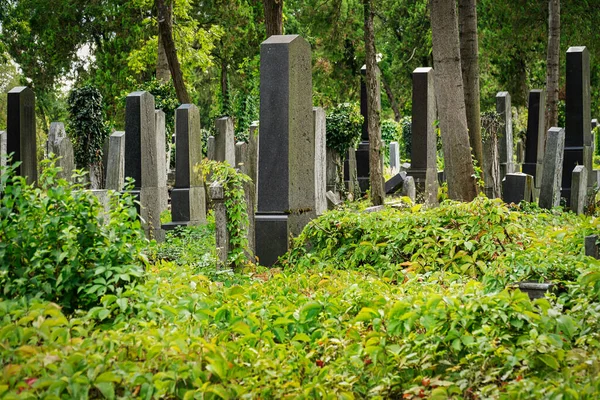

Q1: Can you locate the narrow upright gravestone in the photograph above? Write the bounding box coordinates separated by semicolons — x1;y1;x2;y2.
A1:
46;122;75;181
313;107;327;215
124;91;168;241
496;92;514;180
407;67;438;206
0;131;7;167
163;104;206;229
539;127;565;209
207;136;216;160
389;141;400;174
215;117;236;166
522;89;546;197
7;87;37;184
562;47;592;205
255;35;315;266
105;131;125;191
571;165;587;214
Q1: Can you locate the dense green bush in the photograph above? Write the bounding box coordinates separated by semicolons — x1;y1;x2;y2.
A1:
325;103;363;156
0;159;146;312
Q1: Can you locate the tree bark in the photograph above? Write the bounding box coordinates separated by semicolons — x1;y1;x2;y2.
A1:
458;0;483;169
156;6;171;84
363;0;384;206
430;0;477;202
156;0;190;104
545;0;560;132
381;73;401;122
263;0;283;38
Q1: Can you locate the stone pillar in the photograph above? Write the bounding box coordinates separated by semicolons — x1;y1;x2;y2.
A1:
163;104;207;230
539;127;565;209
7;87;37;184
46;122;75;182
502;173;534;204
522;89;546;197
389;141;400;174
496;92;514;179
210;182;230;269
207;136;216;160
215;117;236;166
571;165;587;214
408;67;438;206
313;107;327;215
562;47;592;204
105;131;125;191
0;130;6;167
256;35;314;266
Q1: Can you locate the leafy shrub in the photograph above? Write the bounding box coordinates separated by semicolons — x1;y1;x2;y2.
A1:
0;159;146;312
325;103;363;156
400;115;412;159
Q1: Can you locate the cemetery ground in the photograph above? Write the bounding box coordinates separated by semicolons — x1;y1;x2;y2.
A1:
2;163;600;399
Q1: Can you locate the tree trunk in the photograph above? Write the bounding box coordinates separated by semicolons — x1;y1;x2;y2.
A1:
545;0;560;131
458;0;483;169
156;0;190;104
381;73;401;122
363;0;384;206
263;0;283;38
430;0;477;202
156;10;171;84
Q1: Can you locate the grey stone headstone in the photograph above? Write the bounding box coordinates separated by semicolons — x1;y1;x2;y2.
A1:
248;121;259;185
326;190;342;210
502;173;534;204
346;146;360;199
125;91;154;189
401;176;416;202
235;141;247;173
215;116;236;166
496;92;514;179
482;122;501;199
408;67;438;207
585;235;599;259
7;87;37;184
562;47;592;204
207;136;216;160
389;141;400;174
154;110;168;189
522;89;546;190
0;130;6;167
46;122;75;181
539;127;565;209
326;147;339;193
105;131;125;191
210;182;230;269
163;104;206;230
313;107;327;215
571;165;587;214
256;35;314;266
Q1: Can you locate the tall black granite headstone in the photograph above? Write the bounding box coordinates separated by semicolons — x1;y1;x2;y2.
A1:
562;47;592;205
7;87;37;184
522;89;546;193
256;35;314;266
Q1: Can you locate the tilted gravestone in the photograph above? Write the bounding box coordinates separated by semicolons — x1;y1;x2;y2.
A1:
215;117;236;166
496;92;514;180
255;35;315;266
562;47;592;204
539;127;565;209
313;107;327;215
7;87;37;184
124;91;168;241
163;104;206;230
522;89;546;197
408;67;438;207
105;131;125;191
502;173;534;204
571;165;587;215
46;122;75;181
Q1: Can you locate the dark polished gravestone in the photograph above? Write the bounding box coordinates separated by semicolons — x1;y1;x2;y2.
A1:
522;89;546;194
539;127;565;209
163;104;206;230
407;67;438;207
502;173;534;204
7;87;37;184
255;35;315;267
562;47;593;205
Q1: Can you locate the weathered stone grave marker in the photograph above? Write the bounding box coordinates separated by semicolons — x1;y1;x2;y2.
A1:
215;116;236;166
571;165;587;214
539;127;565;209
46;122;75;181
105;131;125;191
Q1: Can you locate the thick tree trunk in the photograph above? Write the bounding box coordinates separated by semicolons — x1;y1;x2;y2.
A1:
363;0;384;206
263;0;283;38
381;73;401;122
430;0;477;202
458;0;483;169
156;0;190;104
156;15;171;83
545;0;560;131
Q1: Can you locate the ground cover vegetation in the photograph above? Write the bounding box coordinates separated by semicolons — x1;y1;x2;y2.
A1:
2;163;600;398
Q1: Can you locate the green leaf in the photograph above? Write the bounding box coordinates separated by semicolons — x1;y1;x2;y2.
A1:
538;353;559;370
94;382;115;400
557;315;577;339
292;333;311;342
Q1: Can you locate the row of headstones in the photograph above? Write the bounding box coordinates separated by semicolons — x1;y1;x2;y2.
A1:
502;46;596;213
